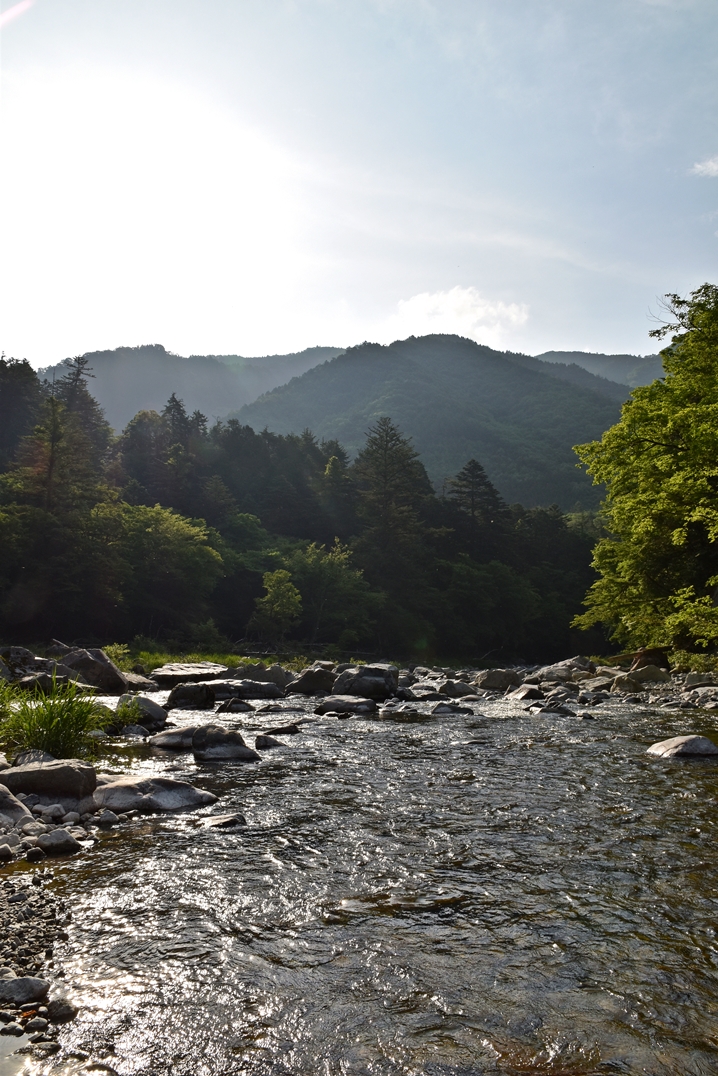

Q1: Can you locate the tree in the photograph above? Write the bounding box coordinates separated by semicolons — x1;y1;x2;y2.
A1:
574;283;718;651
248;569;302;643
285;541;379;644
0;357;43;472
54;356;113;460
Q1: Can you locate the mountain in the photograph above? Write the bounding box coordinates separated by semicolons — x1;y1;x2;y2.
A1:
536;350;662;386
40;344;344;431
232;334;629;509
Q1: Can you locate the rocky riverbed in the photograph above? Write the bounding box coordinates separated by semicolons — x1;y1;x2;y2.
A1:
3;648;718;1073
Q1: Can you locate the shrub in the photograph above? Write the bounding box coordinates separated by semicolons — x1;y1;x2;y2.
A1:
0;677;112;759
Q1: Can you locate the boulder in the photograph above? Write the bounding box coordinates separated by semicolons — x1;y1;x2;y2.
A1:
473;669;522;691
0;760;96;800
191;725;261;762
509;684;544;701
290;665;337;695
315;695;377;715
647;734;718;758
215;698;255;713
0;788;31;826
611;674;642;693
436;679;476;698
228;662;293;688
148;726;198;749
94;775;218;813
265;723;302;735
255;735;284;750
215;679;284;700
535;656;594;682
36;829;82;855
121;725;148;738
0;976;50;1006
117;694;167;728
630;664;671;684
166;683;216;710
580;676;616;692
150;662;229;686
61;648;128;693
0;754;9;772
684;671;716;688
332;665;399;700
123;671;161;691
46;997;79;1023
13;749;54;767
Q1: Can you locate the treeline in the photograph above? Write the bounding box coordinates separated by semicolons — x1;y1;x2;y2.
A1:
0;354;607;661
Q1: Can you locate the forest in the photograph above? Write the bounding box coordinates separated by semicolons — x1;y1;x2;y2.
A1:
0;353;608;663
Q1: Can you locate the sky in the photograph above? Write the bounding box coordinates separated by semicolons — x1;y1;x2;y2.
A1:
0;0;717;367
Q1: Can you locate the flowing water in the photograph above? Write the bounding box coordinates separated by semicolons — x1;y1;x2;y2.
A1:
5;695;718;1076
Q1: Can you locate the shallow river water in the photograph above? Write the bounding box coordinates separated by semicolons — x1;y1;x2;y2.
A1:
5;694;718;1076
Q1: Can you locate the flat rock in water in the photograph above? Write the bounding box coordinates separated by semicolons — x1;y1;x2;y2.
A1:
210;679;284;700
647;734;718;758
0;760;96;800
192;724;261;762
150;662;229;686
315;695;377;715
0;977;50;1006
265;723;301;735
202;813;247;828
149;726;198;749
94;775;217;812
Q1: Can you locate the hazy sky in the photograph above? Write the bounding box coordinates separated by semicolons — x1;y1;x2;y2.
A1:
1;0;716;366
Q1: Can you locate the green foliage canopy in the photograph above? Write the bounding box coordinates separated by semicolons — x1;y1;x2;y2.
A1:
574;284;718;650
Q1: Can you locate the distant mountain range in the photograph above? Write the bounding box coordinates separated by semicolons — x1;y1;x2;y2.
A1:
40;344;344;431
233;335;653;509
39;337;662;508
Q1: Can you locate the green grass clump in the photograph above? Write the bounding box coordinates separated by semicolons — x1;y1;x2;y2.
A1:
0;678;112;759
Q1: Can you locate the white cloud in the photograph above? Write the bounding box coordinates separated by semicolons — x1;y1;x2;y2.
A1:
376;286;528;348
692;156;718;177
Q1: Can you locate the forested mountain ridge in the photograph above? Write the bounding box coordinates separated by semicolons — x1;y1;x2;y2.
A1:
537;350;662;386
40;344;345;431
233;334;627;509
0;354;607;661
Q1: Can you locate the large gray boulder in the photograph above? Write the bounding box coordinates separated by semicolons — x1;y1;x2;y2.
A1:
192;725;261;762
211;679;284;700
315;695;377;715
0;975;50;1005
148;725;198;749
290;665;337;695
0;787;32;826
473;668;522;691
630;664;671;683
166;683;216;710
436;679;475;698
61;648;128;693
332;665;398;700
117;694;167;729
94;775;217;813
0;760;96;800
647;735;718;758
36;829;82;855
150;662;228;686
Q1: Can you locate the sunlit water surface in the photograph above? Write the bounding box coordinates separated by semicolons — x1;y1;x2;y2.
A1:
6;695;718;1076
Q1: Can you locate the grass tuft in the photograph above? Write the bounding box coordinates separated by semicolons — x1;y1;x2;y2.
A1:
0;677;112;759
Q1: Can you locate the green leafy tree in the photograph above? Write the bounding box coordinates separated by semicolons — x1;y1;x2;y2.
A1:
285;540;379;644
248;569;302;643
574;283;718;650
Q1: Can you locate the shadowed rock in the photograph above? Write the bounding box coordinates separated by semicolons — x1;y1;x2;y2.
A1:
192;724;261;762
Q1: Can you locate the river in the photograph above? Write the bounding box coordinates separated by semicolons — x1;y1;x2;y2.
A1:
3;693;718;1075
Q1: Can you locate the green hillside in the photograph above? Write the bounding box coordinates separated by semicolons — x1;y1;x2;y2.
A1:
234;334;627;508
